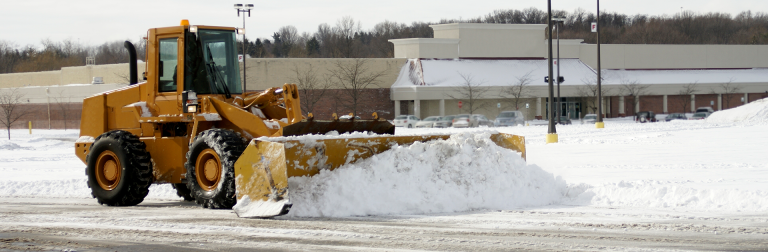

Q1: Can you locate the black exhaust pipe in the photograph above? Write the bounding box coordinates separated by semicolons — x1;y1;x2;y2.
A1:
124;41;138;85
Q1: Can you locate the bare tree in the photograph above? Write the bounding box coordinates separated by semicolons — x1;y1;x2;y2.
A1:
277;26;300;57
577;77;612;114
677;82;698;113
714;78;741;109
52;90;72;130
327;59;388;116
620;80;651;113
291;63;333;116
504;71;533;110
447;73;491;115
0;89;29;139
331;16;362;58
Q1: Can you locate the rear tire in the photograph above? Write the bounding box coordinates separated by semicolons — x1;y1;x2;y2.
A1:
172;183;194;201
185;129;246;209
86;130;153;206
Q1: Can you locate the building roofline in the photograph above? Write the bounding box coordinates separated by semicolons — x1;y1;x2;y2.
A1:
429;23;548;31
388;38;460;45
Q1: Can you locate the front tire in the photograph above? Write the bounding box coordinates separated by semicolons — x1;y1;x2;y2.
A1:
185;129;246;209
86;130;153;206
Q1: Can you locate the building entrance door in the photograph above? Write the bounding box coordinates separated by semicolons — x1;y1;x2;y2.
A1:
559;99;581;119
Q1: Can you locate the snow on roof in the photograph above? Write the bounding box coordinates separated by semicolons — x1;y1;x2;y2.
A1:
392;59;768;88
393;58;595;87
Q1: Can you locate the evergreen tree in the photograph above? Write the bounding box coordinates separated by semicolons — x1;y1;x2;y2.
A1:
252;38;264;58
306;37;320;57
271;33;283;58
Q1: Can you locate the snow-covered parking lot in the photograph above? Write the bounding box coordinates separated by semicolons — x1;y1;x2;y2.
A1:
1;99;767;251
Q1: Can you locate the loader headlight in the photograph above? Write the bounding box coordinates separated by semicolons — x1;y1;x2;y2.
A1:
237;28;246;35
189;26;198;34
182;90;199;113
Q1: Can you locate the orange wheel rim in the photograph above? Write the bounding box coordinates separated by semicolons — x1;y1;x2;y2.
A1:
196;149;221;191
95;150;121;190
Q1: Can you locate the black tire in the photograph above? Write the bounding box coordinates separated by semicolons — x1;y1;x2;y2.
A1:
185;129;246;209
85;130;153;206
172;183;195;201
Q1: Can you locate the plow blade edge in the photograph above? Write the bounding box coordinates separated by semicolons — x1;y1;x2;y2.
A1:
282;119;396;136
232;133;525;218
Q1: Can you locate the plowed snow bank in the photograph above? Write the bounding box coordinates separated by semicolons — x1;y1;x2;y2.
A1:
286;132;569;217
707;98;768;124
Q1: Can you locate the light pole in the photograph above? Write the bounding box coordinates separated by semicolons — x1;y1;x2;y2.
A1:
234;3;253;93
546;0;558;143
46;88;50;129
553;16;566;124
596;0;604;128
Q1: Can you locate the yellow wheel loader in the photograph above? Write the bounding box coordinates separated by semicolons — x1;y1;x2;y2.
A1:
75;20;527;217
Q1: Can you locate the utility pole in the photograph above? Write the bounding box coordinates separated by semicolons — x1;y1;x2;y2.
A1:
234;4;253;93
546;0;558;143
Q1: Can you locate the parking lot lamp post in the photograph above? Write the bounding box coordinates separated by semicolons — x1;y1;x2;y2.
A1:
546;0;558;143
554;17;566;123
596;0;605;128
234;3;253;93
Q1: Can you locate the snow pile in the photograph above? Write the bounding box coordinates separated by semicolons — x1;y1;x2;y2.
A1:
0;141;28;150
707;98;768;124
0;130;181;201
286;131;569;217
579;181;768;212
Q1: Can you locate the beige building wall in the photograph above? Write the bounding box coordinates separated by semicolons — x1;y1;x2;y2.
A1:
7;84;128;104
243;58;406;91
389;39;460;59
0;63;146;88
568;44;768;70
1;59;405;92
392;23;768;70
0;70;61;88
432;23;548;58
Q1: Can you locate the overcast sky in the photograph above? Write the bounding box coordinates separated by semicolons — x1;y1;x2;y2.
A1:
0;0;764;47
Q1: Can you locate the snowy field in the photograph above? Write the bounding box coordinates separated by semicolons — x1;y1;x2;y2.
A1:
1;98;768;250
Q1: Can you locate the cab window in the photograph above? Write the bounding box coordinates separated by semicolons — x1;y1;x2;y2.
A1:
158;38;178;93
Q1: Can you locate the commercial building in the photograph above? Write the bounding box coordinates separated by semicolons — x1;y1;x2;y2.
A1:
389;23;768;120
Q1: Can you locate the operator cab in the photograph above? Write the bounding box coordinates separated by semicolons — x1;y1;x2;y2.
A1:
151;20;242;100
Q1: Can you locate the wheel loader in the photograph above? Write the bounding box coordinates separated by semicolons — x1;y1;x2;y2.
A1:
75;20;527;218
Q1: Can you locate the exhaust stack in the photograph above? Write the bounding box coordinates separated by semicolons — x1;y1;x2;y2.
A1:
123;41;138;85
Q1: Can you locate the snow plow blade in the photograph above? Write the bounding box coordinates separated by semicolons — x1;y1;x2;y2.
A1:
232;133;526;218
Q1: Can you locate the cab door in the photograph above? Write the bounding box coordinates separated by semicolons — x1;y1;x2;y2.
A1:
153;28;184;115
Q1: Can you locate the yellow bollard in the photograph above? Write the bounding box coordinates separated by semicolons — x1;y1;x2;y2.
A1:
595;122;605;128
29;121;32;134
545;133;558;144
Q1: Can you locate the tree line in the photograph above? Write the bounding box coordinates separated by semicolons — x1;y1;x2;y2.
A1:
0;39;146;74
242;8;768;59
2;7;767;74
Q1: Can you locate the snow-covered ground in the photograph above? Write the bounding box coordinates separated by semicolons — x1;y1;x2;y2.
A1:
1;99;768;250
2;100;768;216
